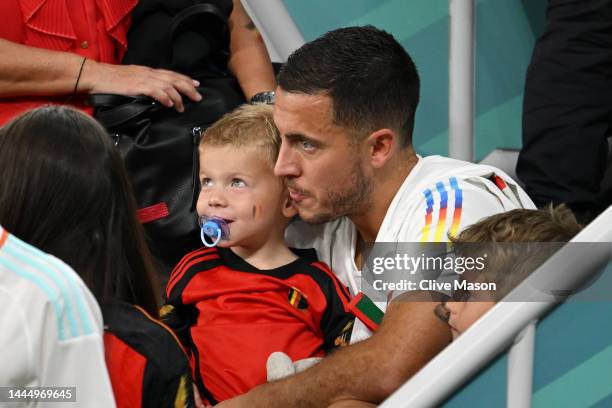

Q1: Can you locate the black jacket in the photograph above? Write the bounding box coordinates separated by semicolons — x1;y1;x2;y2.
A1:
122;0;234;79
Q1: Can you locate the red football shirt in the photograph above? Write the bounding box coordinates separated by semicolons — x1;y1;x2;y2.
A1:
163;247;355;404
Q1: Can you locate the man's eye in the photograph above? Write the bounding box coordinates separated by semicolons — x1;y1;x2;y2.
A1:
300;140;316;151
201;178;213;187
231;178;246;188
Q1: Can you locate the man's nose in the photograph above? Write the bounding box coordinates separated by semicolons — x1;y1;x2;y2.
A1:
274;142;300;177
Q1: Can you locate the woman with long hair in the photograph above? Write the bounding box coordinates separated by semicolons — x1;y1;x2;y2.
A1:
0;106;196;407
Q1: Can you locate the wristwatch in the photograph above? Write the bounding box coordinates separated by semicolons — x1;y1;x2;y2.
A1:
250;91;275;105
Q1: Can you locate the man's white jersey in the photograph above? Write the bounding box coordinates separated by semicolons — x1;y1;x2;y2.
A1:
286;155;535;342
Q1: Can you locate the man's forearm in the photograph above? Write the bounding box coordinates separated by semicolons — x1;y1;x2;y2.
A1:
0;39;85;97
226;299;452;407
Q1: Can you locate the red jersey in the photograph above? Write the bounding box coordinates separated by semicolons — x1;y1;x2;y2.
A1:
104;302;195;408
162;247;354;404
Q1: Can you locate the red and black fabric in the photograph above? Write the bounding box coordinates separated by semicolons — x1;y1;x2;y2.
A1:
103;302;195;408
161;247;354;403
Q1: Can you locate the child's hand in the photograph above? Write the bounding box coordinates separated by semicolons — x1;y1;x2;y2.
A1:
266;352;322;381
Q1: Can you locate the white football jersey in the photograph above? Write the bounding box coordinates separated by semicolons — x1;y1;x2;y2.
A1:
286;155;535;342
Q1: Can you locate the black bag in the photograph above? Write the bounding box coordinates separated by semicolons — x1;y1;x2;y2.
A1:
91;79;244;270
90;0;245;272
122;0;234;78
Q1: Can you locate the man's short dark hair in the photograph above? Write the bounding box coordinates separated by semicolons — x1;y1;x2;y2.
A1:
277;25;420;147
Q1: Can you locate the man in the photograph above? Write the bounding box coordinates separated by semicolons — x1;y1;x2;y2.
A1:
221;25;534;407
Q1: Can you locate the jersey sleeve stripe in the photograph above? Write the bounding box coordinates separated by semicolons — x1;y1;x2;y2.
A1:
6;235;96;339
492;174;522;207
449;177;463;237
433;181;449;242
420;188;435;242
167;247;217;291
0;255;68;340
46;256;95;337
166;254;220;299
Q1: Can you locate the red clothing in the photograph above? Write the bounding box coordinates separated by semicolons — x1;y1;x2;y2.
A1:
104;302;196;408
162;247;354;404
0;0;137;125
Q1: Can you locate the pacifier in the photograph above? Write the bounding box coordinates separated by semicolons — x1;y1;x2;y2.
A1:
199;216;230;247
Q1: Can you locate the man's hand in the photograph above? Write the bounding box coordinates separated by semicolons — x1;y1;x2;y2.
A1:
81;61;202;112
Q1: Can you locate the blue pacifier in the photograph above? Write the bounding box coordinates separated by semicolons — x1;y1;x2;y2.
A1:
199;216;230;247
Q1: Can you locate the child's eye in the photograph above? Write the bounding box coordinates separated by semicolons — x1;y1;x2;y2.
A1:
201;177;213;188
231;178;246;188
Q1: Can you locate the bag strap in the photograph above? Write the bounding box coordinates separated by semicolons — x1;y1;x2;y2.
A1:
88;94;157;129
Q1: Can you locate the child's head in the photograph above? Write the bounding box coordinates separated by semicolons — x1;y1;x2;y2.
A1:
438;205;581;339
197;103;296;249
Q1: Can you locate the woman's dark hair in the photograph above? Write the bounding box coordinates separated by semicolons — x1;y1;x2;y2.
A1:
0;106;159;315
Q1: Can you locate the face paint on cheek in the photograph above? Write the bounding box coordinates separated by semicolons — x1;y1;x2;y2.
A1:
252;204;262;219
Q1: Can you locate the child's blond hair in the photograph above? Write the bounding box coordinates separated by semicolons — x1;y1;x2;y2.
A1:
450;205;582;300
200;103;280;169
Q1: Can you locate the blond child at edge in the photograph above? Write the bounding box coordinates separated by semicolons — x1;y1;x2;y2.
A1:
436;205;582;339
161;104;354;405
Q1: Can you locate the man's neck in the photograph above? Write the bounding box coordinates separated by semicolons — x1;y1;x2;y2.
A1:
350;152;418;243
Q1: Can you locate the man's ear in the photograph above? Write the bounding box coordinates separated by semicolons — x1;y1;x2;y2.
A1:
282;195;298;218
366;128;397;169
